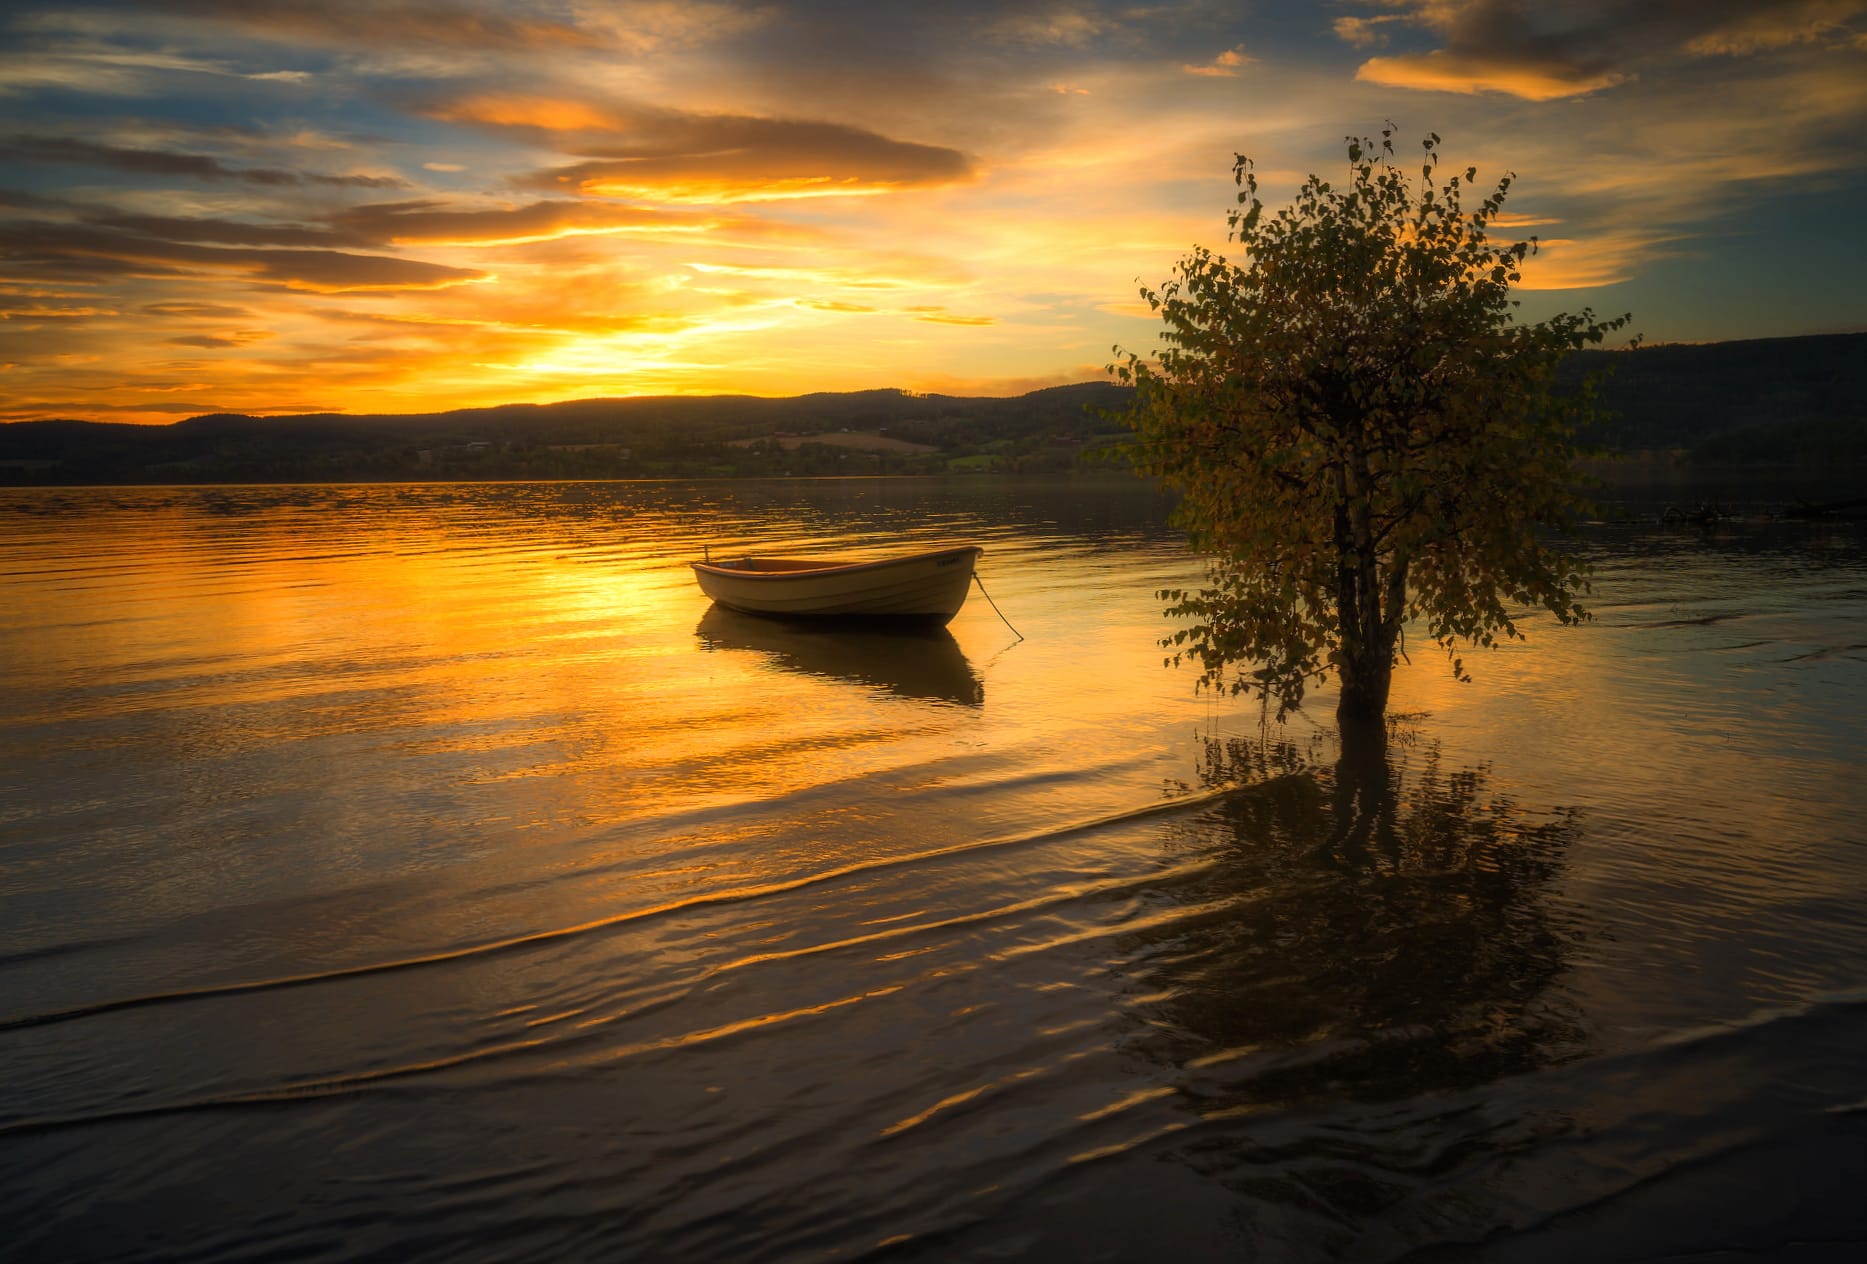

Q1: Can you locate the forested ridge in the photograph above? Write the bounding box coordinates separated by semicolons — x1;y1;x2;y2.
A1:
3;333;1861;484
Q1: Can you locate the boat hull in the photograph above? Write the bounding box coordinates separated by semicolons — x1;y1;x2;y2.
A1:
691;545;982;624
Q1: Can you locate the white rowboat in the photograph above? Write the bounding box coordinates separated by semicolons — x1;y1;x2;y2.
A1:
691;544;983;624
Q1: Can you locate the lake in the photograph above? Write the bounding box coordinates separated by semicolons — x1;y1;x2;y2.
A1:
3;478;1865;1262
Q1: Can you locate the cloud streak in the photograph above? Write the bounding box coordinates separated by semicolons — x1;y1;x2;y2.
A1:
0;221;487;291
0;134;405;187
331;199;727;245
117;0;609;52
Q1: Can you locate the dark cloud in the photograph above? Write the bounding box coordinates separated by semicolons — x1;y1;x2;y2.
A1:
318;173;406;189
240;247;482;291
332;198;715;243
2;134;256;179
0;221;484;291
0;396;214;422
165;333;260;348
0;299;116;320
92;214;366;248
443;101;976;198
579;0;1240;153
0;135;405;188
1343;0;1867;99
306;303;674;338
117;0;607;51
0;188;65;211
142;302;255;317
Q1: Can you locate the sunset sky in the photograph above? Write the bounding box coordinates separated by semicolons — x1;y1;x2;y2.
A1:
3;0;1865;424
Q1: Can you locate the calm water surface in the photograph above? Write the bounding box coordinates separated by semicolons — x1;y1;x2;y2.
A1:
2;479;1864;1261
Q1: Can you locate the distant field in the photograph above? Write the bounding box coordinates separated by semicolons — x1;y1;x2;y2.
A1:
730;431;938;454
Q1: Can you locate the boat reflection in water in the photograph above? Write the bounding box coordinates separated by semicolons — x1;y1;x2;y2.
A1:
695;604;984;706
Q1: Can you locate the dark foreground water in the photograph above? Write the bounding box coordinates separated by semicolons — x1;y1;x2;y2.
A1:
2;479;1865;1262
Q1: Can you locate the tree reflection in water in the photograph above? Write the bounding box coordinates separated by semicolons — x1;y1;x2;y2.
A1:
1130;729;1590;1114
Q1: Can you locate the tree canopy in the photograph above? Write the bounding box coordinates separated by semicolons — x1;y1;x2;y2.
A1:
1116;129;1632;724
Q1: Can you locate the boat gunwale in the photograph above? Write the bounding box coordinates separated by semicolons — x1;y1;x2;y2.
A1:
691;544;982;582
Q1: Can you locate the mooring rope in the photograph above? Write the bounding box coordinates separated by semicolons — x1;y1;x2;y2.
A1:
973;572;1024;642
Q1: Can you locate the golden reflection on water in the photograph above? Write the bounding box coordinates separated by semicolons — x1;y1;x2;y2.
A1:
1383;548;1867;935
3;483;1867;1261
1;484;1214;967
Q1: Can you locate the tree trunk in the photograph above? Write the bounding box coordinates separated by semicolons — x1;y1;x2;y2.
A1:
1338;548;1409;725
1335;426;1395;726
1336;643;1393;724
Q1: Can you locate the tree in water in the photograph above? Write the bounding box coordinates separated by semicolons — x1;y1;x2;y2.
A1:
1116;129;1632;729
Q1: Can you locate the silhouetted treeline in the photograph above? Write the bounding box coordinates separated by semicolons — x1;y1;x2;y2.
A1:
3;333;1863;485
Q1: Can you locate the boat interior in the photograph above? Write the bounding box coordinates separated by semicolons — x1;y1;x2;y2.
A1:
703;557;855;573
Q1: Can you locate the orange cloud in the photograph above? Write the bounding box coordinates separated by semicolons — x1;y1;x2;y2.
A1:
1184;46;1254;77
141;301;255;317
429;94;974;204
1489;212;1562;230
239;250;482;294
309;299;687;340
166;330;272;348
1515;230;1685;291
550;170;910;205
435;95;621;133
1356;52;1627;99
2;304;119;320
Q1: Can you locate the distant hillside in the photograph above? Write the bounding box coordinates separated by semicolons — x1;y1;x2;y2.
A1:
3;333;1863;484
1566;331;1867;458
0;383;1133;483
